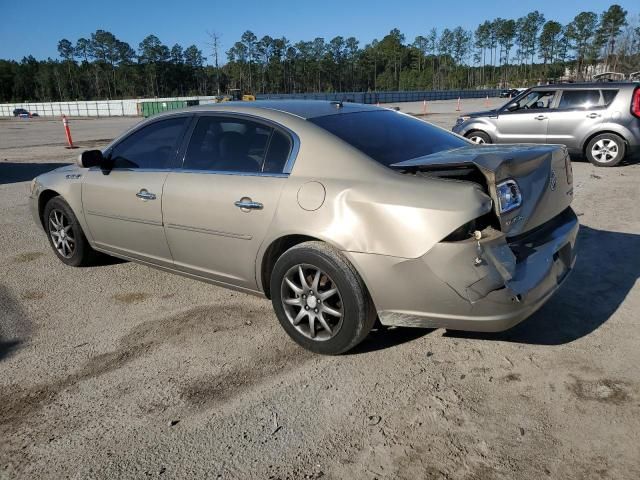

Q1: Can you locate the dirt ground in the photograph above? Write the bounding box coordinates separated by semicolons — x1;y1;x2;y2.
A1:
1;100;639;479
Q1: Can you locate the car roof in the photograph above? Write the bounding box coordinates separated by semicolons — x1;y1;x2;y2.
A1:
184;100;382;120
534;82;638;89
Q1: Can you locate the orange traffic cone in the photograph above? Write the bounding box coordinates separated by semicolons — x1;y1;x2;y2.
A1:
484;95;490;108
423;99;428;115
62;115;77;149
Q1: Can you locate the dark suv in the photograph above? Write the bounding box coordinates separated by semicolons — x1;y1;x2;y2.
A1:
12;108;38;118
453;83;640;166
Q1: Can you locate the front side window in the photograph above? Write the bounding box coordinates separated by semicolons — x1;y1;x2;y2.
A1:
110;117;189;169
309;110;467;167
558;90;602;109
183;116;292;173
509;90;556;111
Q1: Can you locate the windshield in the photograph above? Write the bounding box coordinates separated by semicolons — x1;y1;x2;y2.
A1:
309;110;468;167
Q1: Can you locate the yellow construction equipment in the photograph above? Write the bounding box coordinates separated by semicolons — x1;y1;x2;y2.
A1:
217;89;255;102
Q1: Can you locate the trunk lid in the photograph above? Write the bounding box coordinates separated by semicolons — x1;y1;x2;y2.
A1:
391;144;573;237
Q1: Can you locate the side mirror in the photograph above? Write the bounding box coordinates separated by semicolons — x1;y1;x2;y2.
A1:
77;150;104;168
506;103;519;112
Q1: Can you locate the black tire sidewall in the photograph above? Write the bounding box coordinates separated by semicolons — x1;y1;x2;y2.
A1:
586;134;626;167
270;243;374;355
43;197;92;267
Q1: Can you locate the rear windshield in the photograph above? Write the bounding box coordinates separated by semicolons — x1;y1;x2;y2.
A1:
309;110;467;166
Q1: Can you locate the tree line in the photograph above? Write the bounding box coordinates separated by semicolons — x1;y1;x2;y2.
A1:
0;4;638;103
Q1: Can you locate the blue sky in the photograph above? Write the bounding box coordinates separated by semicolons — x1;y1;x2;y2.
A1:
1;0;638;63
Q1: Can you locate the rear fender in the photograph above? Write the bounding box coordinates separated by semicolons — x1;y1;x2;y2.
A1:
260;172;494;262
579;124;632;152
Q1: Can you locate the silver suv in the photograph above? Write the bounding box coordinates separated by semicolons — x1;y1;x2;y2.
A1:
453;82;640;167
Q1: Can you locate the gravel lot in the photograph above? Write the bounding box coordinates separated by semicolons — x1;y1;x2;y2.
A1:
1;99;639;479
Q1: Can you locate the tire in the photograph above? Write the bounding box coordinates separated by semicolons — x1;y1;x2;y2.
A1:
586;133;626;167
43;196;98;267
270;241;376;355
466;131;491;144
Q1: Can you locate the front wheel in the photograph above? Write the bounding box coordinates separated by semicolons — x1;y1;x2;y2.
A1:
270;241;376;355
43;196;98;266
586;133;626;167
466;131;491;144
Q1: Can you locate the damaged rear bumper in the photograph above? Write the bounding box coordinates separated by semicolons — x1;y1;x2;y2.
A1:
347;208;579;332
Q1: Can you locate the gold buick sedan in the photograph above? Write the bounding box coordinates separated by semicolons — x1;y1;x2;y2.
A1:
30;101;578;354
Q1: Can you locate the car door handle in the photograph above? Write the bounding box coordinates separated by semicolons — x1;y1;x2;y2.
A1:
136;189;156;200
534;115;547;120
234;199;263;210
586;113;601;118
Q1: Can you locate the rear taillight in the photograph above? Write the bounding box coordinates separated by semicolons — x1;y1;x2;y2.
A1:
632;88;640;118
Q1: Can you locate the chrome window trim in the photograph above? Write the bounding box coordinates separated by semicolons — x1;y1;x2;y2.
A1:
88;166;289;178
175;169;289;178
88;166;172;174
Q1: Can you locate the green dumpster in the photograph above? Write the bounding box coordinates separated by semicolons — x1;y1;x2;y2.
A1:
139;99;199;117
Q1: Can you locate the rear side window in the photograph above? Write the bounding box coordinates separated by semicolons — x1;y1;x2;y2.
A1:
110;117;189;169
183;116;292;174
263;130;292;173
309;110;467;167
558;90;601;109
602;90;619;106
184;117;268;173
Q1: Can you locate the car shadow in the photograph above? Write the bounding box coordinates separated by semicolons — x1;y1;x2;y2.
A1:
349;325;433;355
90;253;128;267
620;152;640;166
570;152;640;166
0;285;32;362
0;162;69;185
445;225;639;345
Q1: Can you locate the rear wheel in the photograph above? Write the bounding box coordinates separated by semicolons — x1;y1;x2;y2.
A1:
44;197;97;266
270;241;376;355
466;131;491;144
586;133;626;167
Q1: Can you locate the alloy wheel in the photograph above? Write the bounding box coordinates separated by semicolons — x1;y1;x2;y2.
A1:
469;135;486;144
591;138;619;163
48;209;75;258
280;264;344;341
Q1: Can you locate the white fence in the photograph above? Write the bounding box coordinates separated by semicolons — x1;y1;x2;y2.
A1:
0;96;216;118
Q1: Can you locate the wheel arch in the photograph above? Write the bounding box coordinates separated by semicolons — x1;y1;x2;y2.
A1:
38;189;60;228
464;129;492;142
259;234;322;299
458;117;497;141
581;129;629;155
